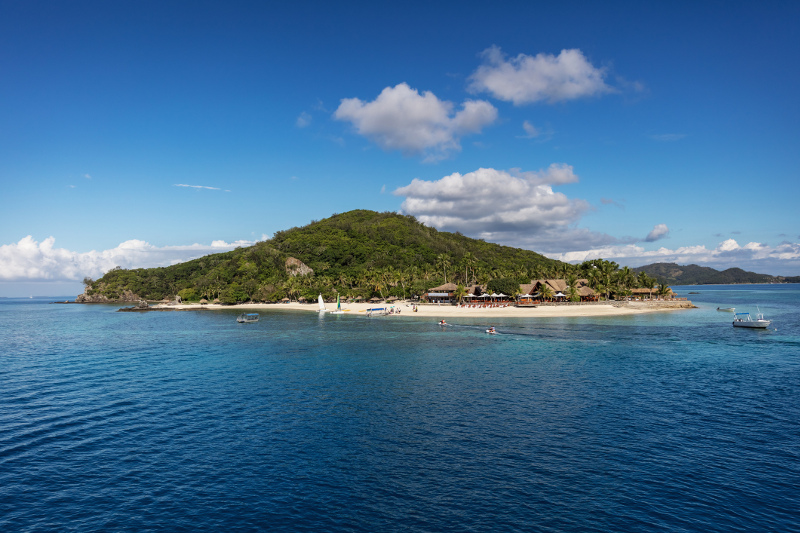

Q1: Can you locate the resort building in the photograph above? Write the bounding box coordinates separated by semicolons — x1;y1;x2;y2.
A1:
426;280;597;304
425;282;458;303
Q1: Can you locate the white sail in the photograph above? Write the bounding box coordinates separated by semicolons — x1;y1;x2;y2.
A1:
318;294;327;313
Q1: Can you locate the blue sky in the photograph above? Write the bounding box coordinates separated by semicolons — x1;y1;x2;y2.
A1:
2;0;799;296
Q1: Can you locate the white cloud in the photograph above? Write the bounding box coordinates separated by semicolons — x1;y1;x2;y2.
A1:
84;174;92;179
468;46;612;105
522;120;539;138
601;197;624;209
296;111;312;128
394;165;617;251
547;239;800;275
334;83;497;160
175;183;220;190
174;184;230;192
0;236;255;282
645;223;670;242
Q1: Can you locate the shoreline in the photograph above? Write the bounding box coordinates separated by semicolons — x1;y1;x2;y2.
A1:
147;300;695;318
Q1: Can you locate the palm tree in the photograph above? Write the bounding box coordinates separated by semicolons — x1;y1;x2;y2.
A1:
436;254;451;284
657;281;671;298
599;260;616;300
283;277;300;301
566;273;579;302
462;252;476;285
619;266;634;290
370;271;386;299
638;272;656;299
453;284;467;304
539;283;554;301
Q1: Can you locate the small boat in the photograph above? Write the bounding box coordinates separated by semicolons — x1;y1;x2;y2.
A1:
717;307;735;312
317;294;327;313
237;313;259;323
439;320;448;326
486;327;497;334
733;311;770;329
330;294;347;314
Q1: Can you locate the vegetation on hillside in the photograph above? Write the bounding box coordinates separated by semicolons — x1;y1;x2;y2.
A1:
632;263;783;285
82;210;670;303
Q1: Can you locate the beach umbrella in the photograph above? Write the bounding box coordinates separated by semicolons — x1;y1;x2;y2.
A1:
555;292;565;298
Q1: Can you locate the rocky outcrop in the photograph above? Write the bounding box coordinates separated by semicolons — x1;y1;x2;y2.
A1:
75;286;142;303
285;257;313;277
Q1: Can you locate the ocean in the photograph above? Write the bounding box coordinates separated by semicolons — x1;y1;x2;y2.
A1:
1;285;798;532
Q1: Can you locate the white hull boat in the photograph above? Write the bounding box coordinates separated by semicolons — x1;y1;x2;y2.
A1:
733;311;770;329
717;307;735;312
237;313;259;323
317;294;327;313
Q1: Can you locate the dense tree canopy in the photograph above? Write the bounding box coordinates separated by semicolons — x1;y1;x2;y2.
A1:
83;210;664;302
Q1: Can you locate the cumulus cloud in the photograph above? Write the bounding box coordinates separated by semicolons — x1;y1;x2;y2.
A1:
394;165;618;252
0;236;255;282
548;239;800;276
645;223;670;242
334;83;497;160
468;46;612;105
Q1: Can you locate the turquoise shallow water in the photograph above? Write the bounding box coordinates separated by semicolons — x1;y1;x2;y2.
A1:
1;285;798;531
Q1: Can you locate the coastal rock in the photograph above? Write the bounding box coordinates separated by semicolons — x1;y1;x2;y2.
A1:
75;285;142;303
285;257;313;277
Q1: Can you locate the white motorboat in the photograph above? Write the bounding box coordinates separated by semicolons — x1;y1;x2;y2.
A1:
733;311;770;329
236;313;259;323
717;307;735;312
486;327;497;334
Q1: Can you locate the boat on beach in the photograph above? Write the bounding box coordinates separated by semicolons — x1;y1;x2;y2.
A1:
329;294;347;314
733;311;771;328
317;294;327;313
237;313;259;323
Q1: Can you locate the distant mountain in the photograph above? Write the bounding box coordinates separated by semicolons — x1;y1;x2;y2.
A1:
632;263;791;285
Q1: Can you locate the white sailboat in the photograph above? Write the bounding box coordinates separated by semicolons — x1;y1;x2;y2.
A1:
330;294;346;314
317;294;327;313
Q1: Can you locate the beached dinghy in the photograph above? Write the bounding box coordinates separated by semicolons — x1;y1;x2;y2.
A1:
329;294;347;314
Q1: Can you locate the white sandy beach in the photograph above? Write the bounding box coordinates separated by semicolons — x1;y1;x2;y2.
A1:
157;300;693;318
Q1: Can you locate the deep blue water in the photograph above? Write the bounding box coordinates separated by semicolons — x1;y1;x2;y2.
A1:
1;286;798;532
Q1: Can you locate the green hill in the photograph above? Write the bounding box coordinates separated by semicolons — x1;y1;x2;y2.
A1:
81;210;567;303
632;262;782;285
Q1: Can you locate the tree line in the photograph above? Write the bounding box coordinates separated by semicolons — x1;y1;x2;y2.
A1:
82;210;670;304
